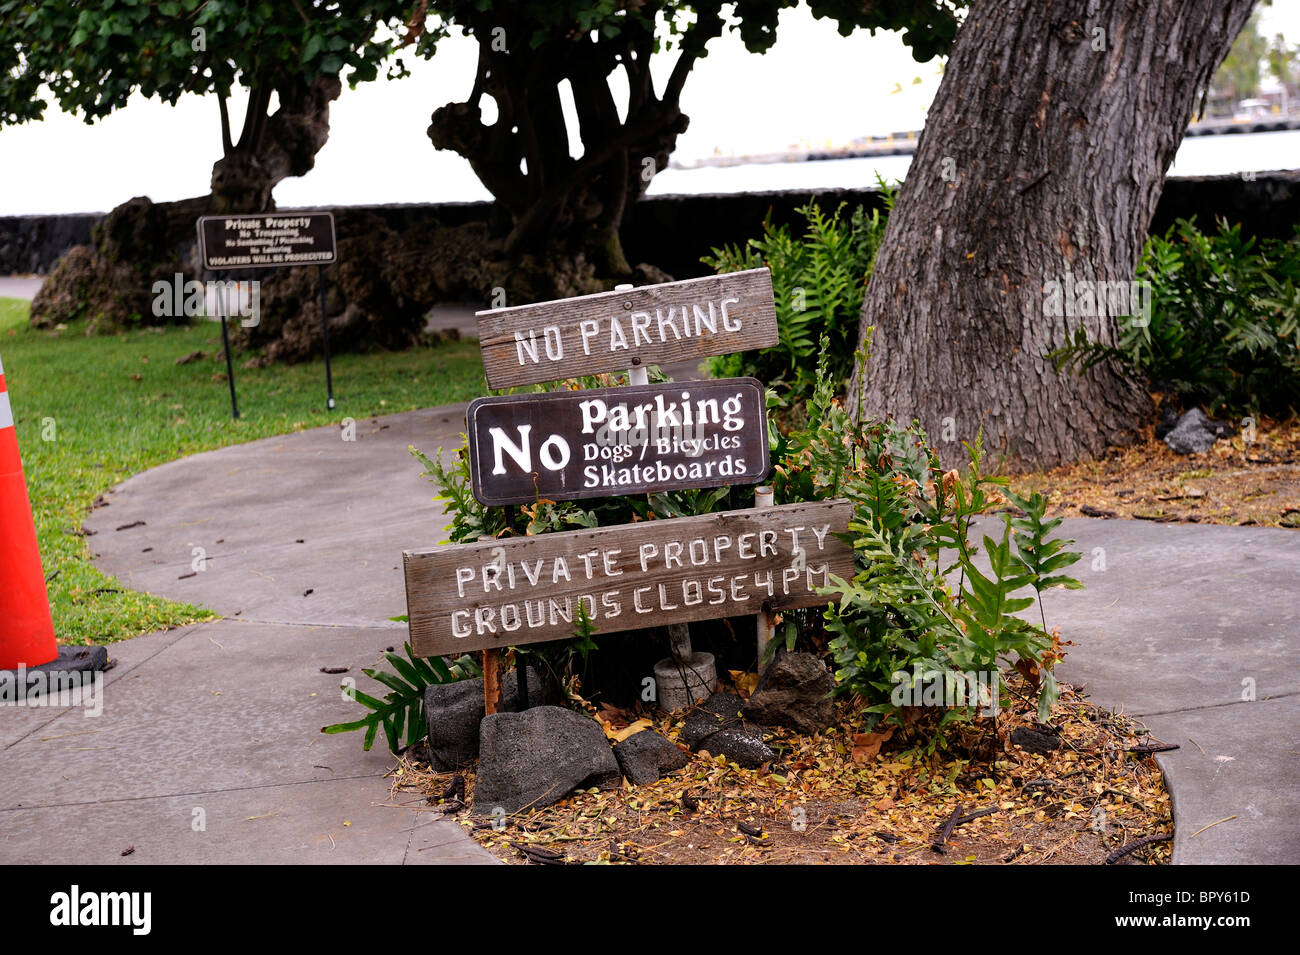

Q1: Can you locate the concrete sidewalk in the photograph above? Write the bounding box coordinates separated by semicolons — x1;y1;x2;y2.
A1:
0;276;43;300
1;404;496;864
2;400;1295;864
1031;518;1299;864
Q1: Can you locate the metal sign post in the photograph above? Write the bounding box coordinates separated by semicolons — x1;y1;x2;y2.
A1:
214;284;239;420
318;265;334;410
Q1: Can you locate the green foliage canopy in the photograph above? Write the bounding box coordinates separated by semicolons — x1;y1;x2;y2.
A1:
0;0;413;127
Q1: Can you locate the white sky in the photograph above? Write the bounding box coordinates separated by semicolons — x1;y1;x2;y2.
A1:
0;3;1296;215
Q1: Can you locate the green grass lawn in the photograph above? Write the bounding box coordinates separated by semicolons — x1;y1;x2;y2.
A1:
0;298;484;645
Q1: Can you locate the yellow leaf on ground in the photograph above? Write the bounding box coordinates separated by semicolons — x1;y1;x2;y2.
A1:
611;719;654;743
729;670;760;697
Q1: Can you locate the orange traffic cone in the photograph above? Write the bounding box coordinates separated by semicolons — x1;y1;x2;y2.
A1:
0;349;57;669
1;349;105;683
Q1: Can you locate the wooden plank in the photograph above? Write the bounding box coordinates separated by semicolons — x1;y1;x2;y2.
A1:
476;268;777;388
196;211;337;270
466;378;769;505
404;500;855;658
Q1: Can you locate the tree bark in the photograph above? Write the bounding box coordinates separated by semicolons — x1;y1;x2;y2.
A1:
427;13;709;297
210;74;342;214
847;0;1256;470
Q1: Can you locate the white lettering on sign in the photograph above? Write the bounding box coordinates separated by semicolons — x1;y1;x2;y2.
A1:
486;425;575;477
199;212;336;269
576;390;746;435
514;325;564;365
512;297;741;368
445;522;835;640
489;425;534;475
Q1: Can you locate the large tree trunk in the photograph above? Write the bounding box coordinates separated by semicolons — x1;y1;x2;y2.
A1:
847;0;1256;470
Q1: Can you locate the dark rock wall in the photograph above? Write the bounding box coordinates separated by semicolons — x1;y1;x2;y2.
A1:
0;213;99;275
3;171;1296;283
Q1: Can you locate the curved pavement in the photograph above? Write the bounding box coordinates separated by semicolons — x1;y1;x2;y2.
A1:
1;401;1296;865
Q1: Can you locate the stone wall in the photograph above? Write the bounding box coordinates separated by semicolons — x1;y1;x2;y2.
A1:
3;171;1297;282
0;213;99;275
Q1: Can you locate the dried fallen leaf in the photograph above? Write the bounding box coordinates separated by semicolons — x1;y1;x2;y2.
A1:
610;719;654;743
729;670;760;698
852;726;895;762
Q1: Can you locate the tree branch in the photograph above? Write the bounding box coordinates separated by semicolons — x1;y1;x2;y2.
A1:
625;29;655;109
666;7;723;104
217;87;233;155
570;37;622;155
235;82;261;150
503;104;682;254
248;83;274;155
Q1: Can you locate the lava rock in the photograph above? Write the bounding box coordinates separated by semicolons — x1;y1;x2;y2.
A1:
472;706;621;814
423;666;542;772
1154;406;1181;441
1079;504;1118;518
1010;725;1061;755
680;693;747;747
742;652;835;735
692;727;776;768
1164;408;1234;454
613;729;690;785
681;693;774;769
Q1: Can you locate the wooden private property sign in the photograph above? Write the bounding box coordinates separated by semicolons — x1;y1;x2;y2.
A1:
466;378;769;505
404;500;855;657
476;267;778;388
196;212;337;270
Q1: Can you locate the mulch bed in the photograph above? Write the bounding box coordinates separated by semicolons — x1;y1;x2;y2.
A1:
1011;414;1300;528
387;675;1173;865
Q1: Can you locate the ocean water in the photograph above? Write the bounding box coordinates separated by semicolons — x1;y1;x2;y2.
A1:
648;129;1300;196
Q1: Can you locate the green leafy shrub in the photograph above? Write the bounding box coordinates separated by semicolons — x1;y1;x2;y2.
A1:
702;188;891;400
773;343;1081;739
1051;218;1300;416
321;643;480;753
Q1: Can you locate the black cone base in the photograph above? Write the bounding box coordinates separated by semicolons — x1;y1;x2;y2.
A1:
0;645;109;700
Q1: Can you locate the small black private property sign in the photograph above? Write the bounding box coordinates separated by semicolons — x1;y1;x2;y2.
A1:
194;210;340;417
466;378;769;506
196;211;337;270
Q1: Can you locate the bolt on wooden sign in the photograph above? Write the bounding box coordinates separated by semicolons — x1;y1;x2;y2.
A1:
405;500;855;657
476;267;777;388
466;378;769;505
196;211;337;270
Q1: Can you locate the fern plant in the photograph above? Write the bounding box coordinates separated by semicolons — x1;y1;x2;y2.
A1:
1049;217;1300;415
1003;489;1083;629
767;350;1082;733
321;643;480;753
702;185;892;399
